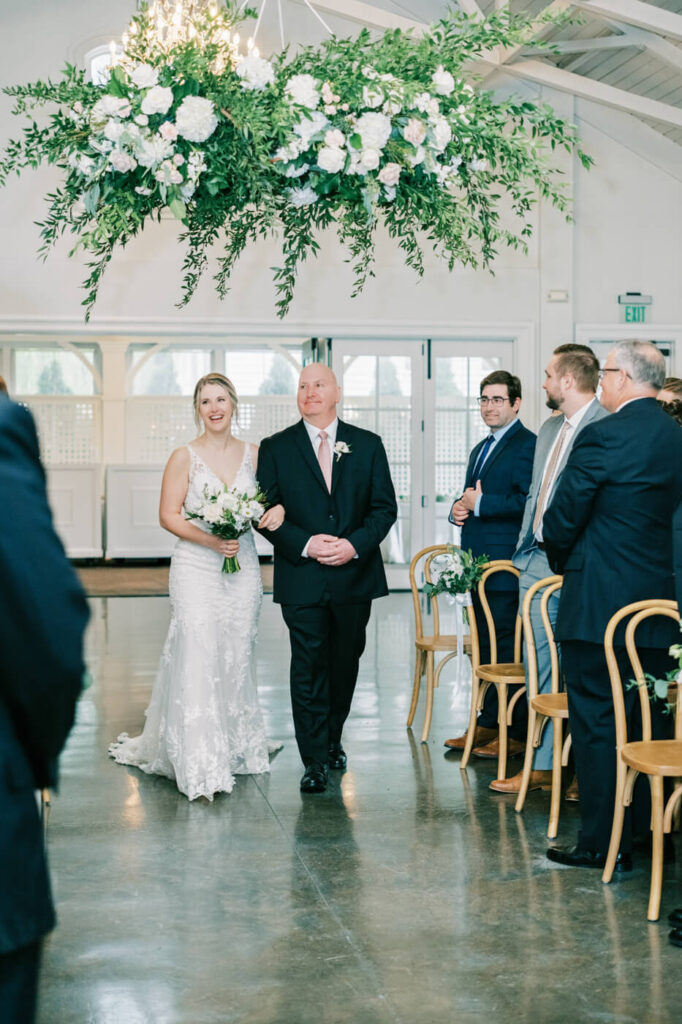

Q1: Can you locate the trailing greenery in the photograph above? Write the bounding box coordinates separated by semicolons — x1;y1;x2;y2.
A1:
0;1;592;319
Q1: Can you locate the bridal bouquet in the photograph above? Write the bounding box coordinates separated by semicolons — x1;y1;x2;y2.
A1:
186;482;266;574
423;546;488;622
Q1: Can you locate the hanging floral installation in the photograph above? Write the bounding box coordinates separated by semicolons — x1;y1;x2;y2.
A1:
0;1;591;318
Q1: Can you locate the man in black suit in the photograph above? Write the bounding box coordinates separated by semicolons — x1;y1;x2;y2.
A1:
445;370;536;756
544;341;682;870
257;363;397;793
0;400;89;1022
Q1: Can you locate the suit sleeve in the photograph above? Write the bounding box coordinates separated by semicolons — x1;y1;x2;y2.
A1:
477;434;535;521
255;437;312;565
542;429;608;574
0;404;89;787
346;437;398;559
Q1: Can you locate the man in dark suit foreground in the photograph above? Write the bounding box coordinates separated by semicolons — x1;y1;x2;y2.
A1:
445;370;535;756
543;341;682;870
257;364;397;793
0;401;89;1022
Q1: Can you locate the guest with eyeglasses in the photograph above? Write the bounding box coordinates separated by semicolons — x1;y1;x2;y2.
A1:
444;370;536;758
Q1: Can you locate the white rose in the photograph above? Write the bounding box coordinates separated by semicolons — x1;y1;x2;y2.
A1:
287;185;318;207
159;120;178;141
130;64;159;89
202;504;222;524
104;118;125;142
135;134;174;168
141;85;174;117
325;128;345;148
432;65;455;96
135;114;149;126
109;149;138;173
362;66;378;80
355;111;392;151
359;148;380;172
403;118;426;147
317;146;345;173
293;111;328;147
91;95;132;123
235;54;275;91
173;153;185;166
362;85;384;109
383;100;402;116
324;104;337;116
175;96;218;143
322;82;335;104
429;115;452;153
285;74;320;110
378;162;401;187
414;92;439;116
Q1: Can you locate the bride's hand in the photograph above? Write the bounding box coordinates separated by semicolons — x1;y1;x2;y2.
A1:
213;538;240;557
260;503;285;531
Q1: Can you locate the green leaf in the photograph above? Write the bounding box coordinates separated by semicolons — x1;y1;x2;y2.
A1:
654;678;670;699
169;198;187;222
349;133;363;151
82;184;99;216
108;66;128;98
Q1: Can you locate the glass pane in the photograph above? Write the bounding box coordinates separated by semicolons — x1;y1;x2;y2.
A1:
130;348;211;396
14;347;98;396
226;350;301;397
343;355;376;398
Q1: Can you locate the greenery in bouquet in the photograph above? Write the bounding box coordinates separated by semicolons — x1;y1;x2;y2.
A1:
186;481;267;573
423;546;488;600
630;634;682;715
0;1;592;318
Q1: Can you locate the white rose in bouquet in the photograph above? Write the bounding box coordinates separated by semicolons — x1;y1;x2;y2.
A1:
356;112;392;151
176;97;218;143
288;185;318;207
130;64;159;89
378;162;401;187
135;114;149;127
325;129;345;148
359;148;380;172
218;490;240;513
236;54;275;91
109;150;138;173
432;65;455;96
104;119;125;143
202;504;223;525
403;118;427;147
91;95;132;123
429;115;452;153
285;74;320;110
317;146;345;173
158;120;178;141
141;85;174;117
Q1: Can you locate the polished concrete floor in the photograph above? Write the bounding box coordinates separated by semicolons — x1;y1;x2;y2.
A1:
39;594;681;1024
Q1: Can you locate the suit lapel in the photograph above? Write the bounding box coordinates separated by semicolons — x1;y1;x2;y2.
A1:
292;420;330;494
331;420;351;494
466;437;488;488
477;419;521;481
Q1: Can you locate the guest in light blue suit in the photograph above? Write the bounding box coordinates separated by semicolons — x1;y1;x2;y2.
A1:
489;344;607;794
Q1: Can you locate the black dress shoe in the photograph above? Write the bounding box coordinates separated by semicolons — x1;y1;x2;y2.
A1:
669;908;682;927
328;744;347;770
300;763;328;793
546;844;633;873
669;928;682;949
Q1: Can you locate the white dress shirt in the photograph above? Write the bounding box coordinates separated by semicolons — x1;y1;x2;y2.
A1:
301;418;338;558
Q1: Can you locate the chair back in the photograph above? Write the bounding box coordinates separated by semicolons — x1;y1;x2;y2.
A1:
521;575;563;701
472;560;522;669
603;600;679;751
409;544;466;642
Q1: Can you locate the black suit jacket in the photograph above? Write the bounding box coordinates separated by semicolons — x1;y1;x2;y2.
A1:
459;418;536;590
544;398;682;646
257;419;397;605
0;401;89;953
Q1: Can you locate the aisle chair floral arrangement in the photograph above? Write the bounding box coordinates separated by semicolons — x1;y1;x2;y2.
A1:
0;1;592;318
186;481;267;573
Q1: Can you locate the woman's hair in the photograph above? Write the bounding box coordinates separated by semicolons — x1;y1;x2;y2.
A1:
0;375;8;396
192;373;238;430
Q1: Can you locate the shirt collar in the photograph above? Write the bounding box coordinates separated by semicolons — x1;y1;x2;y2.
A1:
565;396;598;429
303;417;338;444
488;417;518;443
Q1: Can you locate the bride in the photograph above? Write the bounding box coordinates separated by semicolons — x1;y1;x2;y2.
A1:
109;372;284;801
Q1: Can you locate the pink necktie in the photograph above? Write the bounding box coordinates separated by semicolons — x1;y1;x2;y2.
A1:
317;430;332;492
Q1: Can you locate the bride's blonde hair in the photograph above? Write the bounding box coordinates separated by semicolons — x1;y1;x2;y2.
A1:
193;373;238;430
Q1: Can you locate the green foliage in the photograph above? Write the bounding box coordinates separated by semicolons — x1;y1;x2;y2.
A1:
423;546;489;599
0;3;593;320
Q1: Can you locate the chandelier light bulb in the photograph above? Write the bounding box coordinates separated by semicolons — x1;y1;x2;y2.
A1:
253;46;259;58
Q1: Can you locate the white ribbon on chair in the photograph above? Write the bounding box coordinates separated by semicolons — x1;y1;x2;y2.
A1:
428;554;473;709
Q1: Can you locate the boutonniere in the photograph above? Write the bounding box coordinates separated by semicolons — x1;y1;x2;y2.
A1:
333;441;351;462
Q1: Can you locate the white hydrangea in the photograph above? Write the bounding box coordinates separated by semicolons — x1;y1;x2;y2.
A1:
287;185;318;207
317;146;345;173
175;96;218;143
429;115;452;153
91;95;132;123
355;112;392;151
432;65;455;96
285;74;320;110
134;134;174;168
236;54;275;91
403;118;427;147
285;164;309;178
130;64;159;89
104;119;125;143
378;162;401;187
141;85;174;117
275;140;304;162
109;150;138;173
293;111;329;147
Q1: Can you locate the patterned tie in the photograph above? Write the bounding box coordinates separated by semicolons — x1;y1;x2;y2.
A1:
532;420;572;535
317;430;332;492
472;434;495;480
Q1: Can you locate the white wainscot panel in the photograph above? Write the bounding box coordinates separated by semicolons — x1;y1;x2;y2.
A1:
106;466;175;558
46;466;102;558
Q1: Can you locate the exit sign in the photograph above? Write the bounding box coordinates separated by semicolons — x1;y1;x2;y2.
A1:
624;304;646;323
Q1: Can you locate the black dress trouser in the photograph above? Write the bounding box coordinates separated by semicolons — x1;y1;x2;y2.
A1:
0;940;42;1024
473;589;528;741
281;600;372;766
562;640;673;855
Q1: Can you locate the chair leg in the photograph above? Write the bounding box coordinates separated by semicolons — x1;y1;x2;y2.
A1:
497;685;509;782
602;765;630;884
547;718;563;841
648;775;665;922
515;708;539;814
420;651;435;743
407;649;425;727
460;675;482;770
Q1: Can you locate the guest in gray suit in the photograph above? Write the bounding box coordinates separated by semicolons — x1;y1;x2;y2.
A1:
489;344;607;794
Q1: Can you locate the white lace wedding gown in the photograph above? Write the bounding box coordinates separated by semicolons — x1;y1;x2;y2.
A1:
109;443;273;801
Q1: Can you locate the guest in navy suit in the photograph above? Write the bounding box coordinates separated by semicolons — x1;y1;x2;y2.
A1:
0;401;89;1022
445;371;536;756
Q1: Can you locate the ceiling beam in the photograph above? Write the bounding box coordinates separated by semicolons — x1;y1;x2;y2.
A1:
503;59;682;128
478;0;572;78
298;1;423;32
572;0;682;43
604;23;682;73
526;34;635;56
455;0;485;19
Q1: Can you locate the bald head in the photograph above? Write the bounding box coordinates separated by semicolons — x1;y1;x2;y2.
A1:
298;363;341;427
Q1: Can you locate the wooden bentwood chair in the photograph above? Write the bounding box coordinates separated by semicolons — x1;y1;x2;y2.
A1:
460;561;525;783
515;575;572;840
407;545;472;743
602;600;682;921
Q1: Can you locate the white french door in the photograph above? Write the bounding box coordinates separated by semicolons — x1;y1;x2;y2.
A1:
332;337;514;587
